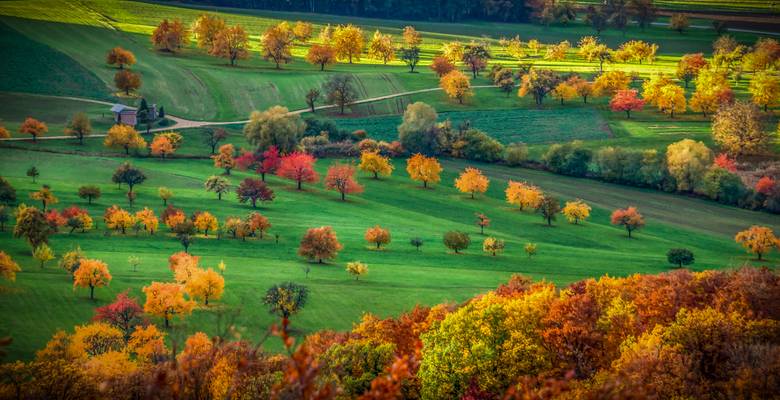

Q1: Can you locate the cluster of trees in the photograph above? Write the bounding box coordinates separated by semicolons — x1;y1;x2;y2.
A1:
107;47;142;95
4;266;778;398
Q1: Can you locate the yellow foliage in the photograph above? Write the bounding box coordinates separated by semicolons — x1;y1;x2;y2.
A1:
454;167;489;198
358;151;394;179
69;322;124;357
406;153;443;188
735;225;780;260
440;70;472;104
748;71;780;111
194;212;219;236
593;70;631;96
142;282;195;327
134;207;159;234
128;324;167;362
505;180;543;210
346;261;368;280
332;24;364;63
104;124;146;154
73;259;112;299
656;84;687;117
83;350;137;382
185;268;225;305
0;251;21;282
562;199;591;224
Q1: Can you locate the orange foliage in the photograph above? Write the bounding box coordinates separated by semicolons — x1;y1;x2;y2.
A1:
364;225;391;249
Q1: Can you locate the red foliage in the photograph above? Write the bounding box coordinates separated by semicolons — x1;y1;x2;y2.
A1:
44;209;67;230
324;164;364;200
258;145;282;180
235;150;260;171
756;176;776;195
277;151;319;190
609;89;645;118
93;290;145;340
714;153;737;172
61;205;88;219
236;178;275;208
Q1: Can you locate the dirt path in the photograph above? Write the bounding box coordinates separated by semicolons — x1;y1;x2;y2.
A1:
0;85;496;141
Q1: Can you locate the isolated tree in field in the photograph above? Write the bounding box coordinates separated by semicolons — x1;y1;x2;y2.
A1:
33;243;54;268
440;70;472;104
30;186;58;211
299;226;343;263
114;70;141;95
712;101;768;156
359;151;393;179
505;180;543;211
113;163;146;193
262;23;294;68
401;46;421;73
666;139;713;192
186;268;224;305
748;72;780;112
430;56;455;77
154;187;172;206
536;195;560;226
264;282;308;320
151;19;189;52
192;14;226;50
193;211;218;236
306;44;336;71
26;166;39;183
305;88;320;113
518;69;560;106
462;42;490;78
475;213;490;234
105;124;146;154
610;89;645;118
19;117;47;143
443;231;470;254
106;47;136;69
656;84;687;118
410;237;423;251
690;68;734;117
611;206;645;238
332;24;364;63
151;135;174;160
552;81;577;104
243;106;305;154
0;251;20;282
562;199;591;224
277;152;319;190
669;13;689;34
73;259;112;300
13;205;52;249
346;261;368;280
143;282;194;328
324;74;358;114
676;53;708;88
368;30;395;64
65;112;92;144
735;226;779;260
482;237;505;256
455;167;489;199
325;163;363;201
202;127;228;155
135;207;158;234
292;21;313;42
212;143;236;175
237;178;275;208
406;154;442;188
204;175;230;200
210;25;250;66
667;248;694;268
365;225;391;249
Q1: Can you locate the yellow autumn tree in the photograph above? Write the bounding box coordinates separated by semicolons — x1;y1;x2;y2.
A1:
332;24;364;63
0;251;21;282
346;261;368;280
104;124;146;155
358;151;394;179
656;84;687;118
748;71;780;112
735;225;780;260
105;206;134;234
562;199;591;224
406;153;443;188
142;281;195;328
505;180;543;210
128;324;167;362
454;167;489;199
440;70;472;104
185;268;225;305
73;259;112;300
194;212;219;236
367;30;395;64
134;208;158;235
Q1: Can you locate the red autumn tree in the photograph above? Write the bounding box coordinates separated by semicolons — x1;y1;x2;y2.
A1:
236;178;275;208
277;151;319;190
756;176;776;195
611;206;645;238
235;150;259;171
258;145;281;181
19;117;48;143
609;89;645;118
714;153;737;172
298;226;343;263
324;163;364;201
430;56;455;77
93;290;145;340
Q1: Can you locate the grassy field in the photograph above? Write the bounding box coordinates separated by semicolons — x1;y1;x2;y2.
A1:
1;143;778;360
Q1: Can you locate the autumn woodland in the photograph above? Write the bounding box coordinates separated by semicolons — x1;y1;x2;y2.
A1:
0;0;779;398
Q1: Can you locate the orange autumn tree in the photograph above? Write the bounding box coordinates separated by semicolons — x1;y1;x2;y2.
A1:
440;70;472;104
406;154;443;188
505;180;543;211
73;259;112;300
143;281;195;328
609;89;645;118
151;19;190;52
248;212;271;238
150;135;175;160
194;211;218;236
611;206;645;238
212;143;236;175
306;44;336;71
105;124;146;155
454;167;489;199
19;117;48;143
299;226;343;263
105;206;134;234
365;225;391;249
277;151;319;190
192;13;226;50
134;207;159;235
262;23;294;69
735;225;780;260
114;70;141;95
210;25;249;66
324;163;364;201
358;151;394;179
128;324;167;362
0;251;21;282
430;56;455;77
106;47;136;69
185;268;225;305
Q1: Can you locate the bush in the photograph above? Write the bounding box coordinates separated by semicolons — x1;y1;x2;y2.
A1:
701;167;747;205
543;141;592;177
667;248;694;268
304;117;352;142
458;129;504;162
443;231;470;253
504;143;528;166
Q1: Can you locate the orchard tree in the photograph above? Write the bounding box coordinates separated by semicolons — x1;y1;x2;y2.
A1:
135;207;159;235
65;112;92;144
14;205;53;249
505;180;543;211
212;143;236;175
298;226;343;263
114;70;141;95
610;89;645;118
552;81;577;104
277;151;319;190
518;69;560;107
26;166;40;183
106;47;136;69
430;56;455;77
443;231;470;254
204;175;230;200
406;154;442;188
263;282;308;319
33;243;54;268
397;101;439;155
73;259;112;300
324;74;358;114
712;101;768;156
19;117;48;143
248;212;271;238
0;125;9;139
631;0;657;30
690;68;734;117
748;72;780;112
151;19;190;52
410;237;423;251
667;248;695;268
367;30;395;64
441;40;464;62
243;106;305;154
536;195;560;226
462;41;490;78
562;199;591;224
332;24;364;63
113;162;146;193
305;89;320;113
192;14;226;50
142;281;194;328
454;167;489;199
676;53;708;87
669;13;689;34
593;70;631;96
475;212;490;234
359;151;393;179
735;226;779;260
262;23;294;68
237;178;275;208
93;291;144;340
202;127;228;155
157;187;173;206
185;268;224;305
324;163;364;201
305;44;336;71
400;46;421;73
258;145;282;181
193;211;218;236
150;135;174;160
0;177;17;205
346;262;368;280
104;125;146;154
657;84;687;118
611;206;645;238
440;70;472;104
365;225;391;249
30;186;58;211
292;21;313;42
666;139;713;192
210;25;250;66
0;251;21;282
482;237;505;256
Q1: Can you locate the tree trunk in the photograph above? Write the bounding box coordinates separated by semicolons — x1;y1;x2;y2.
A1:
627;228;632;238
373;172;378;179
163;199;167;206
297;180;302;190
320;63;325;71
626;110;631;118
218;192;222;200
423;180;428;188
90;285;95;300
341;191;346;201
